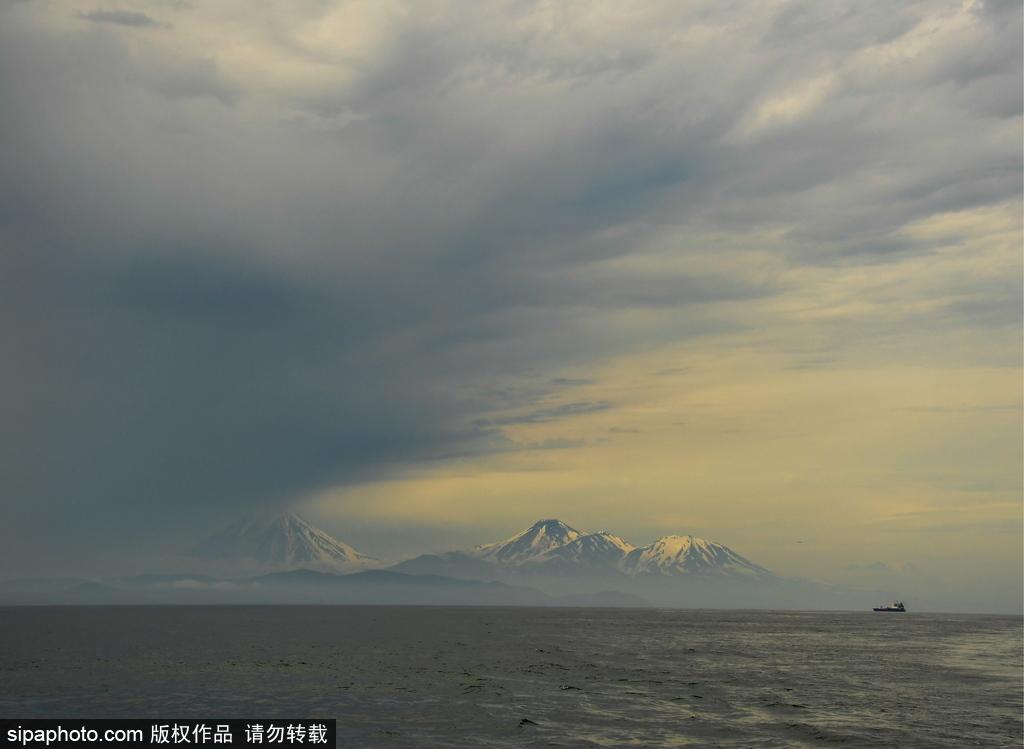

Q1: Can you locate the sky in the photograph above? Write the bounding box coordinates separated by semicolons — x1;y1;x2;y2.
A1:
1;0;1021;607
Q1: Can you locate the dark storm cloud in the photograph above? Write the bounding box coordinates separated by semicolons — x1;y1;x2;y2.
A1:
2;241;516;536
0;0;1020;569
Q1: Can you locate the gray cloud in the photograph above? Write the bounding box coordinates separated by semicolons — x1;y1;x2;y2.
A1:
0;0;1020;571
78;9;161;27
482;401;613;426
134;55;239;105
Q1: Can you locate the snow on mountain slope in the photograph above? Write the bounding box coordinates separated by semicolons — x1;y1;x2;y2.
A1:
192;513;380;573
523;531;636;572
470;519;583;565
386;519;773;581
621;535;770;578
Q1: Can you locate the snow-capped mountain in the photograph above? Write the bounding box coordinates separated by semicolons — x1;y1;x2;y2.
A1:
470;519;583;565
541;530;635;562
394;519;771;581
523;531;636;573
192;512;380;573
621;535;770;578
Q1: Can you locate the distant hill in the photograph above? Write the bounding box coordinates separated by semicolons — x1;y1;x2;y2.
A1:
0;568;649;607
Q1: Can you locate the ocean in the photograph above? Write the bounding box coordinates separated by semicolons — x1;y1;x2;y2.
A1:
0;606;1020;747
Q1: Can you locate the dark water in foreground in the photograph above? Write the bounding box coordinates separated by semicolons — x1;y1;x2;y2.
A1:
0;607;1020;748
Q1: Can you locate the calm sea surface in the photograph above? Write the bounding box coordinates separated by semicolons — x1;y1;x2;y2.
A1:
0;607;1020;748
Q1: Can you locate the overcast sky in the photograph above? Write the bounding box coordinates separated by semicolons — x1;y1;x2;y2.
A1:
1;0;1021;605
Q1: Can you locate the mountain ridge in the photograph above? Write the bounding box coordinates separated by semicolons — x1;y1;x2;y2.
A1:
394;518;772;581
5;514;936;610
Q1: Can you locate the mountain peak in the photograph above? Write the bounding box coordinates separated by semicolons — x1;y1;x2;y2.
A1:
193;512;380;573
530;518;576;531
649;534;702;551
622;534;769;578
471;519;584;565
582;531;635;552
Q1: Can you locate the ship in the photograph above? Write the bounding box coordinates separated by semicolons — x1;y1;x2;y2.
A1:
873;601;906;612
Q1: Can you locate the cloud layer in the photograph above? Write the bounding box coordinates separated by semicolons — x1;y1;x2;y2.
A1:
0;1;1020;584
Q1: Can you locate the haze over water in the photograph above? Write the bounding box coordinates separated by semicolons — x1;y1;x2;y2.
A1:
2;606;1020;748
